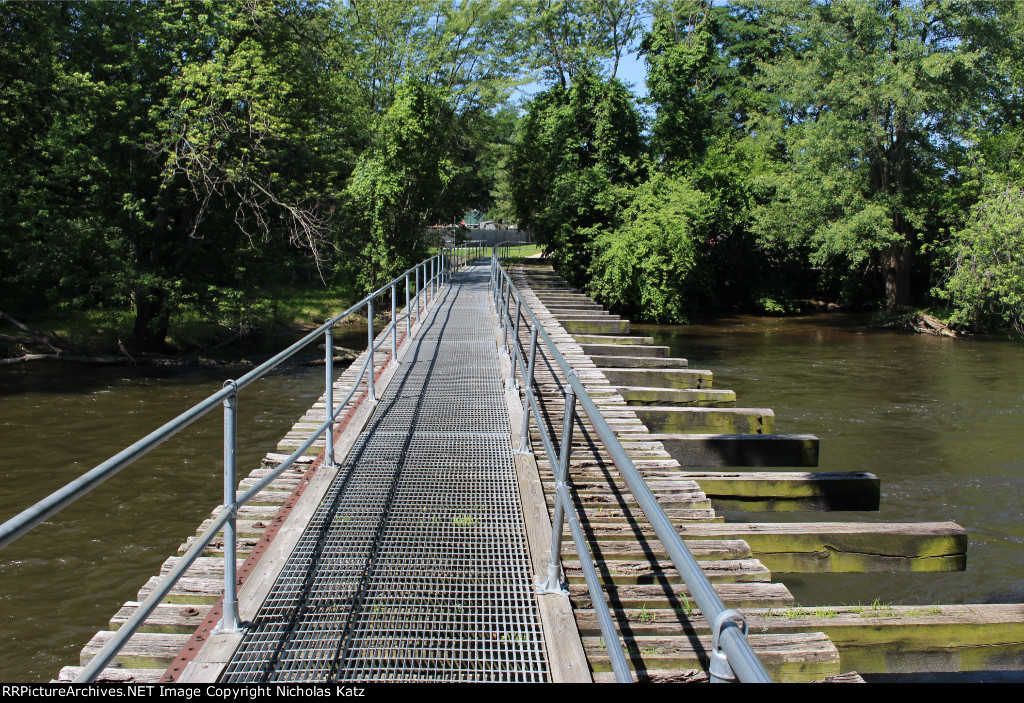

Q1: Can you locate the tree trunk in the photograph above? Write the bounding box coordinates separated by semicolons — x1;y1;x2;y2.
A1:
883;242;912;308
131;285;170;352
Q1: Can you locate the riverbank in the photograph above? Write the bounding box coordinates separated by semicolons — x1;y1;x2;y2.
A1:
0;283;364;365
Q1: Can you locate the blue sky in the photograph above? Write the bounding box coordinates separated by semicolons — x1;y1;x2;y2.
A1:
513;48;651;104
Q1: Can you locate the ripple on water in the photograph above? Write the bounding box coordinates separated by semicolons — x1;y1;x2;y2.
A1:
0;359;327;681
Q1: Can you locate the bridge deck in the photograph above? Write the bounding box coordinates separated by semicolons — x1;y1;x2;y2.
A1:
221;264;548;682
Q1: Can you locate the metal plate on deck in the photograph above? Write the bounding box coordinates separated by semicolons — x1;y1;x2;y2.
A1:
222;267;548;683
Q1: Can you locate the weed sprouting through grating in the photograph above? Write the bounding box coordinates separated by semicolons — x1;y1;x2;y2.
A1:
222;266;548;683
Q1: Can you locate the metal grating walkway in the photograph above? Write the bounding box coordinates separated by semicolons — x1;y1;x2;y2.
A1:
222;264;548;683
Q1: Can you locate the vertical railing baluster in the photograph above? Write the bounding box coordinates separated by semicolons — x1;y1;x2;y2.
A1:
367;298;376;403
500;277;509;355
325;323;335;468
511;297;522;390
518;325;539;454
220;380;241;632
537;382;576;594
405;272;411;341
416;265;421;328
391;283;397;362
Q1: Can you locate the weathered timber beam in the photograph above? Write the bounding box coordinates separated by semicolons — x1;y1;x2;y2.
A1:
582;632;840;683
580;344;667;357
58;667;165;683
577;604;1024;676
561;318;630;334
632;407;773;434
568;582;796;610
753;604;1024;675
644;432;819;467
573;334;655;345
667;522;966;572
543;307;616;316
591;355;688;368
615;386;736;407
562;557;771;584
81;631;191;669
591;670;865;684
110;602;206;634
678;470;880;512
600;368;713;390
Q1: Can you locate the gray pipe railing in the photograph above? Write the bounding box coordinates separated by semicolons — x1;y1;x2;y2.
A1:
0;248;466;682
490;246;772;684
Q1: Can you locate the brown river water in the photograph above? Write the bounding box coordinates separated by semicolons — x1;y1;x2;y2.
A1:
1;314;1022;681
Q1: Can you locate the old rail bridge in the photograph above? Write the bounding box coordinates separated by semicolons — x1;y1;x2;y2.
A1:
2;244;1020;683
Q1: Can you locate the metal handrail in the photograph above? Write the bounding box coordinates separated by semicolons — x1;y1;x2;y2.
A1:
0;248;470;682
490;245;773;684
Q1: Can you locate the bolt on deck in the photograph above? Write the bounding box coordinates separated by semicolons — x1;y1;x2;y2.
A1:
222;265;548;683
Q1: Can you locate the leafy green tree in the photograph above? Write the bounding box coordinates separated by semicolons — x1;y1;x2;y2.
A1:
936;2;1024;331
588;173;711;321
746;0;984;307
525;0;646;86
644;0;721;170
344;80;464;289
508;72;642;285
939;181;1024;332
0;2;124;313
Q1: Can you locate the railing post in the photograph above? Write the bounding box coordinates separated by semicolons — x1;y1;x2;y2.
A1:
511;297;522;390
416;265;421;327
219;380;242;633
517;324;539;455
324;323;335;469
500;278;509;355
405;272;411;341
391;283;397;362
537;382;575;595
367;298;376;403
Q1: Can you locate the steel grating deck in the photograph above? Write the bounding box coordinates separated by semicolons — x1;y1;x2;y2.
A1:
222;265;548;683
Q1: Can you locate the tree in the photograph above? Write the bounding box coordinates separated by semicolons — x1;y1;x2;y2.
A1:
525;0;646;86
344;80;464;289
588;173;711;321
644;0;721;170
939;181;1024;332
746;0;984;307
508;72;643;286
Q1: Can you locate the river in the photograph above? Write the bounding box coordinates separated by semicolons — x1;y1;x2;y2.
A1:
1;314;1022;682
635;314;1024;612
0;328;366;682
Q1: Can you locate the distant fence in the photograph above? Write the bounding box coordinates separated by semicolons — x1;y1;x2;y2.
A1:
442;229;532;248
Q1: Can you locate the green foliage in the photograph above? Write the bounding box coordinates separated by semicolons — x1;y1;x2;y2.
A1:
588;174;711;322
524;0;645;86
508;72;642;286
744;0;985;307
939;182;1024;333
645;1;722;169
6;0;1024;345
346;80;461;290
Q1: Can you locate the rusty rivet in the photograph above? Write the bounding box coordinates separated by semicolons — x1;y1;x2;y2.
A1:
180;607;200;617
